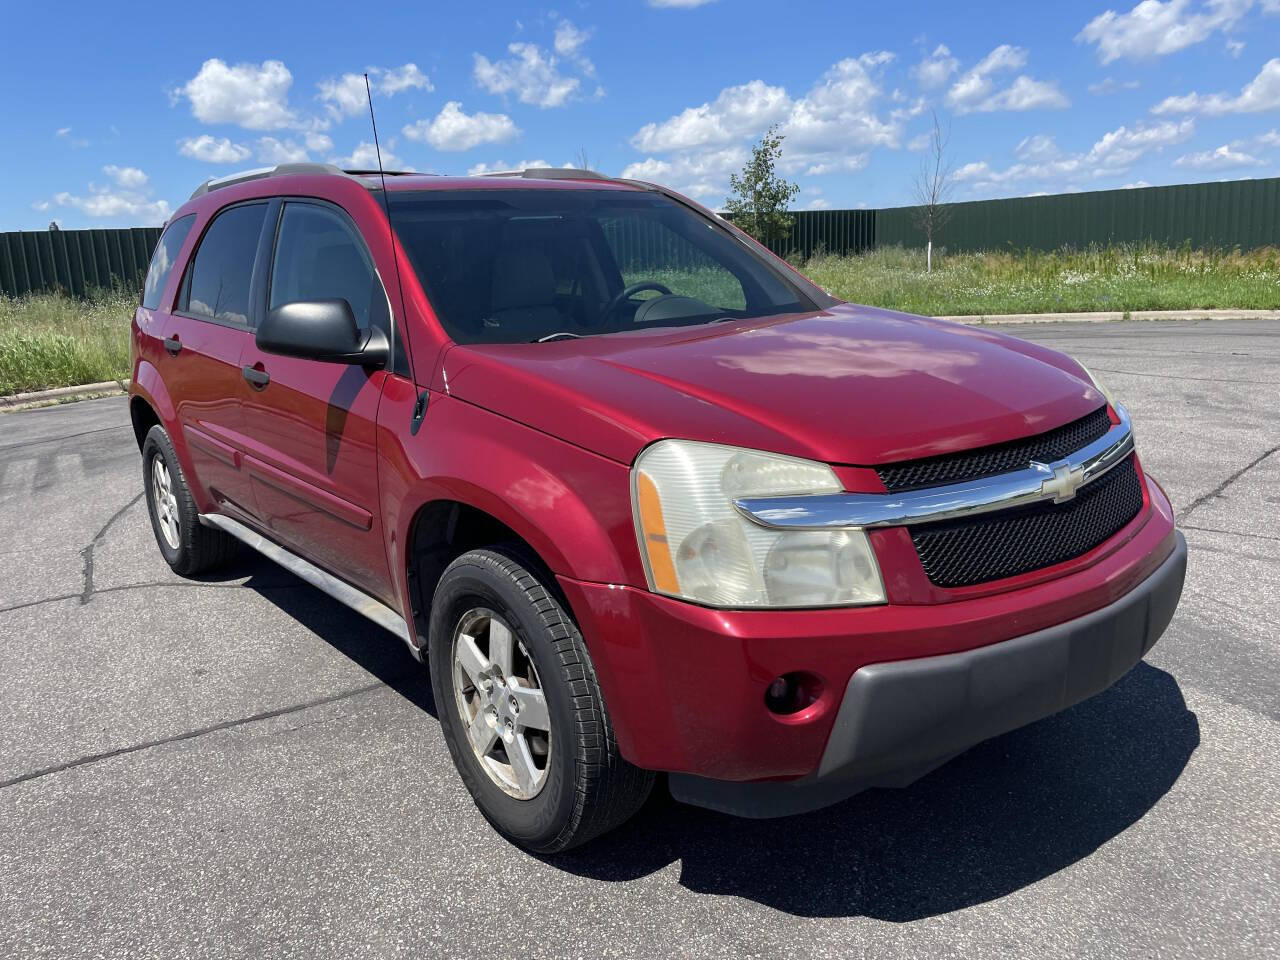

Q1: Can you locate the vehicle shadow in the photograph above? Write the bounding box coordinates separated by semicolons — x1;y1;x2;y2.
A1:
210;557;1197;922
214;553;438;718
547;662;1198;921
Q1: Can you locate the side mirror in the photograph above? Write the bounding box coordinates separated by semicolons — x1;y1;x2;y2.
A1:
256;299;389;367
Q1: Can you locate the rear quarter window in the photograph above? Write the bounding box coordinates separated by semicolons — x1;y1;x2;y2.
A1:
141;215;196;310
181;203;269;327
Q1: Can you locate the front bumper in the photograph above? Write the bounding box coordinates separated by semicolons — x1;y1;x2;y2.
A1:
669;531;1186;818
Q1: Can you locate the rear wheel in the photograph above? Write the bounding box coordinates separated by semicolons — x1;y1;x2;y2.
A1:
428;546;654;852
141;425;238;576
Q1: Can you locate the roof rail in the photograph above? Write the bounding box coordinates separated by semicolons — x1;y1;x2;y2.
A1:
341;169;425;178
478;167;613;181
188;163;350;201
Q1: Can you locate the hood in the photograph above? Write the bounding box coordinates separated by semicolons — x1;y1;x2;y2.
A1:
440;304;1106;467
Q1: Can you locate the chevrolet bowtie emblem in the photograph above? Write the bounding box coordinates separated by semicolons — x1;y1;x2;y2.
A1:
1033;459;1086;503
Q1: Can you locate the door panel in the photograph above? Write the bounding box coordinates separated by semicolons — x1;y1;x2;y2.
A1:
238;353;390;598
165;318;256;517
164;200;273;521
236;199;393;599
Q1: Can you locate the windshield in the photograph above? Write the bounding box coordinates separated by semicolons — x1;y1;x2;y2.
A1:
389;188;817;344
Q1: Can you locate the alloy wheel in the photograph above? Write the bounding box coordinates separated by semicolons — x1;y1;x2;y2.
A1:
451;607;552;799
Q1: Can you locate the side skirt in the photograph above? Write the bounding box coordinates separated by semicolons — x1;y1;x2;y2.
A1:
200;512;422;662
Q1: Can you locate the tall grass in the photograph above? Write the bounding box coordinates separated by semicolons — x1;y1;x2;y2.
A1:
0;289;135;395
802;243;1280;316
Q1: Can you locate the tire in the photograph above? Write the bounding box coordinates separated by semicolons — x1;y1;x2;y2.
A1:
428;546;654;852
141;424;238;576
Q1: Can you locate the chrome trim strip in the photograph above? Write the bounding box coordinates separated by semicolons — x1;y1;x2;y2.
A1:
199;513;421;661
734;405;1134;530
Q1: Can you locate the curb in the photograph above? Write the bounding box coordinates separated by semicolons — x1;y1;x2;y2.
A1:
0;379;129;413
942;309;1280;325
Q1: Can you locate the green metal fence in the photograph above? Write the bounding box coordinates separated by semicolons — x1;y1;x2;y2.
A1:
875;177;1280;253
5;177;1277;299
0;227;161;298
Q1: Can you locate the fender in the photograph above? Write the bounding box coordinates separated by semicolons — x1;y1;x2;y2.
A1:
129;359;215;512
374;377;647;645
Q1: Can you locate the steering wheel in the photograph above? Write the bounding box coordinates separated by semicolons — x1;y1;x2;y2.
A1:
603;281;674;320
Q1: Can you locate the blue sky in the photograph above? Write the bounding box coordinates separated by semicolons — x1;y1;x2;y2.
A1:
3;0;1279;229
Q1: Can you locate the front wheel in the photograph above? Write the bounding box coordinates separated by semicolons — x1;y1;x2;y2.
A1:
428;547;654;852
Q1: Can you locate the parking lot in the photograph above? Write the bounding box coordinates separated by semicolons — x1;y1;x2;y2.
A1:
1;318;1277;959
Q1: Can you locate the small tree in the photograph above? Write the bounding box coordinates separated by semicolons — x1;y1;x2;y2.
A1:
574;146;593;171
911;110;955;273
725;125;799;246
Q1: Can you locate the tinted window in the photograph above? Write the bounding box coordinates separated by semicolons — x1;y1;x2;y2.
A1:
269;202;384;331
184;203;268;326
390;189;814;345
142;215;196;310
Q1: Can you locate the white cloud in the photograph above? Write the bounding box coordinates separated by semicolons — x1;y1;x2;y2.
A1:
332;141;413;170
179;134;252;164
318;74;369;118
624;53;902;200
1089;76;1141;95
954;119;1194;191
631;80;793;152
48;166;170;224
378;64;432;95
1152;57;1280;113
912;44;960;89
103;165;148;188
946;45;1069;113
402;101;519;151
1226;38;1247;56
553;20;595;74
177;58;297;130
466;159;557;175
55;126;89;148
474;42;581;108
253;132;337;165
1078;0;1255;64
1174;143;1263;167
318;64;432;119
621;148;749;200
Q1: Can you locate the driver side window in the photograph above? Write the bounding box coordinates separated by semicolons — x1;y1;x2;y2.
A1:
599;216;747;312
269;202;387;332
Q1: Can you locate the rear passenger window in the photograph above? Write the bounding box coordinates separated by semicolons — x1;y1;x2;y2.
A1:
269;202;385;331
183;203;268;326
142;215;195;310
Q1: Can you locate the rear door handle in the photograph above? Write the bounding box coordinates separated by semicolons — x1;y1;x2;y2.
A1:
163;336;182;356
242;365;270;387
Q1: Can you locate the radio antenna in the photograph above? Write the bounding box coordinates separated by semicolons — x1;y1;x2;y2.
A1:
364;73;426;432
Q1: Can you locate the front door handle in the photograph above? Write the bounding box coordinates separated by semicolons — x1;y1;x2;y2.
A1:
163;336;182;356
242;365;270;388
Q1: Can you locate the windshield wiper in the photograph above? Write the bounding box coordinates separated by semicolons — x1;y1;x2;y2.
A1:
533;331;582;343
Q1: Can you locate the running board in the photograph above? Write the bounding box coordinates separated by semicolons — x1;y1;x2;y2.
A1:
200;513;421;661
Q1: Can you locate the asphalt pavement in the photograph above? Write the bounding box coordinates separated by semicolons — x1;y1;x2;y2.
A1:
1;318;1277;959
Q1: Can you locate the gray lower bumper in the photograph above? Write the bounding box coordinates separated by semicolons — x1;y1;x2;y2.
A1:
670;532;1188;819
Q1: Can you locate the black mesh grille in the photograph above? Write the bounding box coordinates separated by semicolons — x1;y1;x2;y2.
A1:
877;406;1112;492
911;455;1144;588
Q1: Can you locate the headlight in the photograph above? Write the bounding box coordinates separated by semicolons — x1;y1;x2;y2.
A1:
1076;361;1119;409
632;440;885;608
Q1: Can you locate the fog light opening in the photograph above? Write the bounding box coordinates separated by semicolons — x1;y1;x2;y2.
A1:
764;672;822;716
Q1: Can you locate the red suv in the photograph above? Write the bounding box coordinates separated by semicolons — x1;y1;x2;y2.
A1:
130;163;1186;851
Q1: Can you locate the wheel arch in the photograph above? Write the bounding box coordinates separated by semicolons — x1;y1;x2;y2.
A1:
402;496;575;654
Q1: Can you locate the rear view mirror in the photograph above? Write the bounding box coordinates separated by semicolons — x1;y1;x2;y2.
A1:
256;299;389;367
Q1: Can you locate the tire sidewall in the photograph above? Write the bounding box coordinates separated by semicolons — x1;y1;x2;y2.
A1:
141;425;194;572
428;556;578;849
